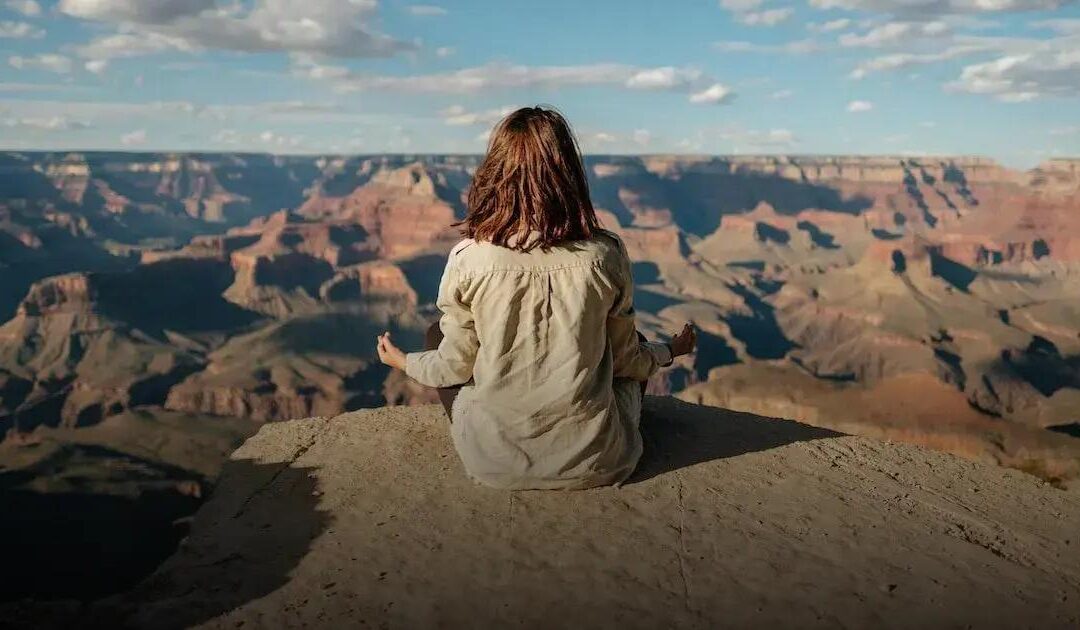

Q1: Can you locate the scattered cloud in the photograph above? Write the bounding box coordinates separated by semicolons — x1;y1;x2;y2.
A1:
438;104;516;126
713;39;823;54
947;50;1080;101
120;129;147;146
739;8;794;25
0;20;43;38
625;66;703;90
2;115;89;131
809;18;852;32
84;59;108;74
304;61;735;105
720;0;764;11
5;0;41;17
849;45;982;79
586;131;618;144
258;130;304;149
408;4;447;16
721;127;799;149
632;129;652;147
8;54;73;73
435;46;455;58
689;82;736;104
839;21;950;47
720;0;794;26
0;82;76;92
847;99;874;112
76;31;196;64
59;0;416;60
58;0;215;24
808;0;1069;16
770;88;794;99
1032;18;1080;35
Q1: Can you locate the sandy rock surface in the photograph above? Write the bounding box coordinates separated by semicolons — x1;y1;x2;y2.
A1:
113;398;1080;629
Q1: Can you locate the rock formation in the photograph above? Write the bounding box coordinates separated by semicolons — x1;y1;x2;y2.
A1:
82;400;1080;629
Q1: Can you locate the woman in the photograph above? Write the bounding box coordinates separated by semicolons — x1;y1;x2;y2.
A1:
376;106;696;490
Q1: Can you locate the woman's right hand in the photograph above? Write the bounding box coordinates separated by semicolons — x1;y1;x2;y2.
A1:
669;322;697;358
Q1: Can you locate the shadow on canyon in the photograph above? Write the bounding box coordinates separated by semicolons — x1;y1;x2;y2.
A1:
586;159;875;236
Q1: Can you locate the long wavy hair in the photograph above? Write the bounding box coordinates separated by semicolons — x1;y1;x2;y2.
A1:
460;106;601;251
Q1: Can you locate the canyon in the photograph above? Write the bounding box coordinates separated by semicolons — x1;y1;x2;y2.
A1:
1;151;1079;601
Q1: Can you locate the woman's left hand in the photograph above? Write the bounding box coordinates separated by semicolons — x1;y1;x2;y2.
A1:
377;331;407;371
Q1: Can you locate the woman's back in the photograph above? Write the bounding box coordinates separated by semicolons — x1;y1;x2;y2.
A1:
405;232;672;489
376;105;693;490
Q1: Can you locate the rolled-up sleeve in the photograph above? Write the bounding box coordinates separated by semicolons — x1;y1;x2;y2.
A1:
405;261;478;388
608;242;673;381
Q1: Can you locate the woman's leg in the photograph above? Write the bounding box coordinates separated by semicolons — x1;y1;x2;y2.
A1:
425;322;461;420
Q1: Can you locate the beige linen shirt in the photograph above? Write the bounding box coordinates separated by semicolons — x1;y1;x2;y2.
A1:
405;231;672;490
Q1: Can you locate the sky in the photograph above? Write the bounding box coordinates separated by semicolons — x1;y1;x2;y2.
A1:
0;0;1077;167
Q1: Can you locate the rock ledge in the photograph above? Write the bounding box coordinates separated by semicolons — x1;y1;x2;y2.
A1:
117;398;1079;629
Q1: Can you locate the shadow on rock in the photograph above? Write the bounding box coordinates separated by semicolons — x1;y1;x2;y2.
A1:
96;458;331;630
630;397;843;483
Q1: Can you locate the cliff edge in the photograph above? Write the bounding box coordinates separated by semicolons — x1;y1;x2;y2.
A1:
107;398;1079;628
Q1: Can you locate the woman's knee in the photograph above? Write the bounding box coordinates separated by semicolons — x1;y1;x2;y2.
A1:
425;322;443;350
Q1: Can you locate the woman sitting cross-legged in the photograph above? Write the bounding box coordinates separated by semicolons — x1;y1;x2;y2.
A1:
376;106;696;490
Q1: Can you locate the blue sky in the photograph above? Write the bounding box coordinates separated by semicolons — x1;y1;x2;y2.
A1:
0;0;1077;167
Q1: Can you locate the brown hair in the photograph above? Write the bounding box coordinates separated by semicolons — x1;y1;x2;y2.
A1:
460;106;601;251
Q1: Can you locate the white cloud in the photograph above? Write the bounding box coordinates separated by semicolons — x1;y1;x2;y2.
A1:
0;82;75;92
0;20;43;38
625;66;703;90
290;54;350;80
77;31;197;62
438;104;515;126
120;129;147;146
947;50;1080;101
258;130;304;149
721;0;793;26
2;115;89;131
58;0;215;23
407;4;447;16
770;88;794;99
8;54;73;74
848;44;982;78
720;0;764;10
59;0;415;59
312;62;735;104
435;46;455;58
713;39;823;54
689;82;736;104
331;62;634;93
847;99;874;112
5;0;41;17
633;129;652;147
1048;125;1078;136
84;59;108;74
809;18;852;32
1032;19;1080;35
809;0;1069;15
722;127;799;149
212;128;241;144
839;21;949;47
739;8;794;25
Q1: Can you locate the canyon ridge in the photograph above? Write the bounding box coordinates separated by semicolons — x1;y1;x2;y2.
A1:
1;151;1078;601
